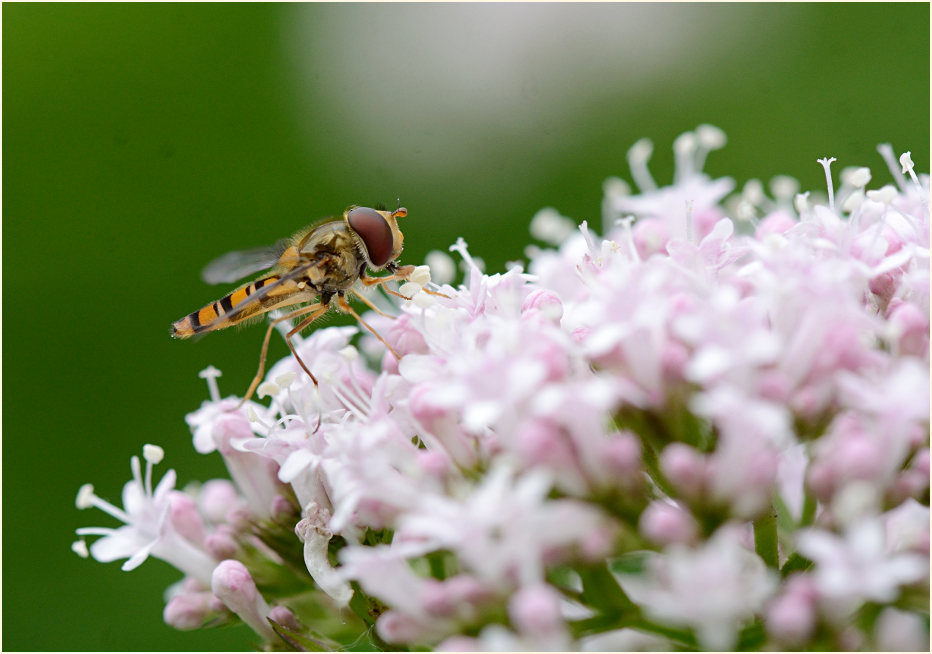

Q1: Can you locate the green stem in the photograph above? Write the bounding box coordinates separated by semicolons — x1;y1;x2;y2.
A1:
800;488;817;527
753;506;779;569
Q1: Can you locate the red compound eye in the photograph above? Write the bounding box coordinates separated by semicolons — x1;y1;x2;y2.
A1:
347;206;394;267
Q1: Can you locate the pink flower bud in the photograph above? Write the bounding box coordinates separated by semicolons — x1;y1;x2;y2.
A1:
169;492;206;545
521;289;563;324
640;500;699;545
205;528;238;561
163;591;213;631
660;341;690;382
888;301;929;357
211;559;275;640
508;583;564;637
766;591;816;645
661;443;707;499
268;605;300;632
755;211;797;238
416;450;450;477
376;610;428;644
270;495;296;521
517;418;575;469
420;579;456;617
869;271;899;304
602;433;641;476
198;479;240;524
632;218;669;258
226;505;253;531
580;526;617;561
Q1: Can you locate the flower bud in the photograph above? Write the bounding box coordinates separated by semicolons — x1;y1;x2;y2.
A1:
211;559;275;640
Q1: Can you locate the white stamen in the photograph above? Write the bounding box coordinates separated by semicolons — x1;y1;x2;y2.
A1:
275;372;298;389
246;406;259;422
409;265;432;286
257;381;280;399
899;151;915;177
842;190;865;213
866;185;898;205
72;539;90;558
794;192;810;214
899;151;930;214
618;216;641;262
143;444;164;465
578;220;598;258
602;176;630;198
842;166;872;188
736;201;758;224
338;346;358;362
530;207;576;245
76;483;96;509
673;131;698;183
398;281;422;298
449;237;480;272
75;484;131;523
685;200;695;243
198;366;223;403
769;175;800;202
817;157;837;212
693;125;726;174
742;179;766;206
696;124;727;150
627;138;657;193
877;143;908;191
424;250;455;285
413;291;435;308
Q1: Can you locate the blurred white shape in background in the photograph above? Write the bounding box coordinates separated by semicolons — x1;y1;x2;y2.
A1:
282;4;793;179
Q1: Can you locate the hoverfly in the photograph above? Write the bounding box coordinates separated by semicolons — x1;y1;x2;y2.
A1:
172;205;432;403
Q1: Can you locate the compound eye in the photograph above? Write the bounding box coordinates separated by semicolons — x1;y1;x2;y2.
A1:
347;206;394;267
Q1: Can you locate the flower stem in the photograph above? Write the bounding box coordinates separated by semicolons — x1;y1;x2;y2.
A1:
753;506;779;569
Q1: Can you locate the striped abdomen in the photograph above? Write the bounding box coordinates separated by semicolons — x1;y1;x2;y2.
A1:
171;275;287;338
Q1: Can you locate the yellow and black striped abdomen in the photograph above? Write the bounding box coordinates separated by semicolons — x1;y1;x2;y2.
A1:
171;275;284;338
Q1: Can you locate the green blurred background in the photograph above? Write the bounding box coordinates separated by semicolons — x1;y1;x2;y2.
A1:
3;3;929;651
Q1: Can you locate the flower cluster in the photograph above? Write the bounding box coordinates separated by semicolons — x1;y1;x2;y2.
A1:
75;128;929;651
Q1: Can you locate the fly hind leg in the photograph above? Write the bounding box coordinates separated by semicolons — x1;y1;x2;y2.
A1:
236;302;329;408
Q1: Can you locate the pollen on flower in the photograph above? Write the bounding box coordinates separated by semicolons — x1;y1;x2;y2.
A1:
256;381;279;399
143;444;164;465
866;185;898;204
76;483;96;509
843;166;872;188
410;264;432;286
72;539;89;558
274;372;297;388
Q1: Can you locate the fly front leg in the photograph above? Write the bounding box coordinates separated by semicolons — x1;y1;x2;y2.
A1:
361;265;450;299
336;294;403;360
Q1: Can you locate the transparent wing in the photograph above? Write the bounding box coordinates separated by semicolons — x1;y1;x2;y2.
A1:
200;243;284;285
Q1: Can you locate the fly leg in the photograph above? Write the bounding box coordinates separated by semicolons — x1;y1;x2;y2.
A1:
237;302;329;408
360;265;450;299
336;294;402;360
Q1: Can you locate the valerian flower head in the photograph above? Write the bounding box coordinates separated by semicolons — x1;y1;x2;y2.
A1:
76;128;929;651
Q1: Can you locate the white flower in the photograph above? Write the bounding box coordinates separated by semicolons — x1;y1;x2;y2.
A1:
796;515;928;612
616;526;778;650
75;446;217;586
